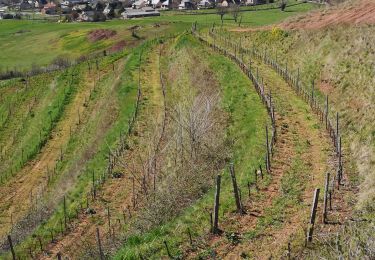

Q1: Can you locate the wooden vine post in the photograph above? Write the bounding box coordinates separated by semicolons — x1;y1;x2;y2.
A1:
92;170;96;199
213;174;221;234
229;163;244;214
266;125;271;172
163;240;172;259
96;227;104;260
325;95;329;130
336;112;339;153
8;235;16;260
307;188;320;243
187;228;193;246
323;172;330;224
338;136;343;183
63;196;67;230
311;80;314;108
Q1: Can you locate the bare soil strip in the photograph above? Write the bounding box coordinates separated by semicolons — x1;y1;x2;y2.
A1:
231;0;375;32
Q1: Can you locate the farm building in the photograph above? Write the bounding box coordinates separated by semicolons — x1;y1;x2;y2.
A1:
178;0;193;9
19;0;34;10
132;0;146;8
121;7;159;18
160;0;169;9
245;0;264;5
220;0;228;7
198;0;211;8
149;0;161;8
78;10;94;20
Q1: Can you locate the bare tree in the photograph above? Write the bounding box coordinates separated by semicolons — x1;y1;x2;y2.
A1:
280;0;286;11
217;5;228;24
230;4;240;23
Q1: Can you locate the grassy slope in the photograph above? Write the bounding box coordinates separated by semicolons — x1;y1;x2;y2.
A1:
114;34;268;259
0;3;319;257
194;30;336;258
0;67;81;184
225;20;375;258
0;19;186;70
0;2;316;70
2;41;159;259
231;25;374;204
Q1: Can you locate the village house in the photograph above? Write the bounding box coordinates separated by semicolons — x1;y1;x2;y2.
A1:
220;0;228;7
78;9;94;20
160;0;169;9
132;0;146;9
245;0;262;5
19;0;34;10
149;0;161;9
197;0;211;9
102;3;112;15
178;0;193;9
121;6;159;18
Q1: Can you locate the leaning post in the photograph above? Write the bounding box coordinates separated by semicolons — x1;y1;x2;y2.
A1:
307;188;320;243
213;174;222;234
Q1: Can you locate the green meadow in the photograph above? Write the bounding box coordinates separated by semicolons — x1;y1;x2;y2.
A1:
0;1;317;70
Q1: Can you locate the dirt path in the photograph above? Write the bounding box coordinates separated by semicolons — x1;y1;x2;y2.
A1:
187;36;338;259
0;63;116;241
281;0;375;30
230;0;375;32
39;46;165;259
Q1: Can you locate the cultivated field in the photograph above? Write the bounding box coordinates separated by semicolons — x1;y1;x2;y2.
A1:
0;0;374;259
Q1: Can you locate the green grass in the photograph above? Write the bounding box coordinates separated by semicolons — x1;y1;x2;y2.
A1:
0;19;185;70
0;67;80;183
0;2;321;256
114;34;268;259
232;17;375;260
5;39;158;260
0;1;317;70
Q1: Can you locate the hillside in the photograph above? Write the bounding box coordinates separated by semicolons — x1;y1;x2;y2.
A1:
1;0;374;259
225;0;375;257
281;0;375;29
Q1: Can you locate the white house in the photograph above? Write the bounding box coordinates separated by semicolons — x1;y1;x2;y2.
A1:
103;3;112;15
121;7;160;18
149;0;160;8
198;0;210;8
245;0;257;5
161;0;169;9
132;0;146;9
220;0;228;7
178;0;192;9
78;10;94;21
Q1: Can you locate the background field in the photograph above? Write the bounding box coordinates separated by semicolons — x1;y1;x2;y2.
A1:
0;1;317;70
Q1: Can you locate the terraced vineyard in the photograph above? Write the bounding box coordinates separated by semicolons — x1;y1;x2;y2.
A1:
1;1;374;259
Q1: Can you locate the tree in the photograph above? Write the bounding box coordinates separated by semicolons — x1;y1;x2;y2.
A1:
217;5;228;24
238;15;242;27
280;0;286;11
122;0;132;7
93;11;106;22
229;4;240;23
71;10;79;20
